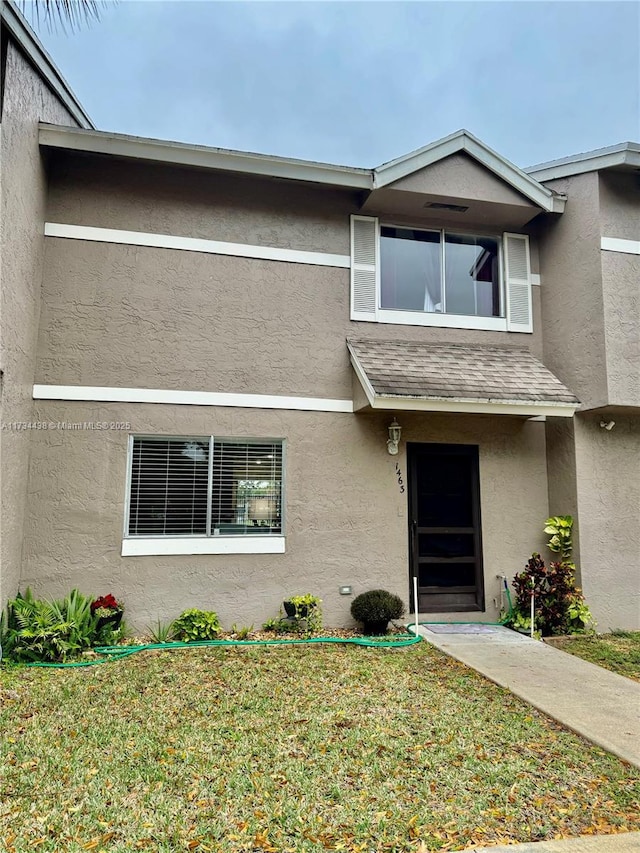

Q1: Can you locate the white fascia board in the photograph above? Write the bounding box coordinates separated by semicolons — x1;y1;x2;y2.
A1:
367;395;578;417
33;384;354;413
347;348;377;407
38;124;373;189
373;129;563;213
122;536;285;557
528;146;640;181
1;3;93;128
601;237;640;256
45;222;350;268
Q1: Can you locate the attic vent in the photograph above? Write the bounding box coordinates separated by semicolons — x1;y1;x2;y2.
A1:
424;202;469;212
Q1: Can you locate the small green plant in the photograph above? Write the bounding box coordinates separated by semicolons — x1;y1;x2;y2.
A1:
230;624;253;640
544;515;574;561
283;594;322;634
351;590;405;635
261;618;293;634
147;619;177;643
172;609;221;641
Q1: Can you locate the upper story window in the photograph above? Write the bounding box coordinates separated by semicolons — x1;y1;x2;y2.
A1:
351;216;532;333
380;227;501;318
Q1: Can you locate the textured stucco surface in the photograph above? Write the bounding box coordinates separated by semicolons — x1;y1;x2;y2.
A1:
599;171;640;241
573;413;640;631
20;401;548;630
601;251;640;407
46;155;359;255
544;419;581;572
539;173;608;409
0;43;78;608
386;153;536;208
36;238;544;395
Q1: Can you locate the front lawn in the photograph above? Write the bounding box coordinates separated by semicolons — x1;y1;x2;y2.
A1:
1;643;639;852
546;631;640;681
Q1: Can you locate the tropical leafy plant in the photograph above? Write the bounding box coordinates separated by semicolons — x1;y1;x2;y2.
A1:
544;515;574;561
172;609;221;642
1;588;126;662
504;516;595;637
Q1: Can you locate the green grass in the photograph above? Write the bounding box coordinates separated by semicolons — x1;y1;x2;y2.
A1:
1;643;639;852
548;631;640;681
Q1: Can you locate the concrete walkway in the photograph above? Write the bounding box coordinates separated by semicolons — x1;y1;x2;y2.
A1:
461;831;640;852
415;624;640;768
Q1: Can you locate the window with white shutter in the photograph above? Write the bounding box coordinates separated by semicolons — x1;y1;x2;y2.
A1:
350;217;533;333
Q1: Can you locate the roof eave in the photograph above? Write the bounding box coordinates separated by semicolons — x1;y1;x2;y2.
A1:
527;146;640;181
372;130;565;213
366;395;578;418
1;1;93;129
38;124;374;189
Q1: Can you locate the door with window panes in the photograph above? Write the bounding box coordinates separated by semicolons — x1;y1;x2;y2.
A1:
408;443;484;612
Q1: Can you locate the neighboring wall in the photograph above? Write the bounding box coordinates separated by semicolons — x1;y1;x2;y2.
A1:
0;42;79;607
538;173;608;409
599;172;640;408
540;169;640;629
573;412;640;631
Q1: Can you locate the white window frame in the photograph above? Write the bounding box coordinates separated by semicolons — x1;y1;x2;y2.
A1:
377;224;507;331
122;434;286;556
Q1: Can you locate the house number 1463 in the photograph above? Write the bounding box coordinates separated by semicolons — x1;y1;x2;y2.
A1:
395;462;405;494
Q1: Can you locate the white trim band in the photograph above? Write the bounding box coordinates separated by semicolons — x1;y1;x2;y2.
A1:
122;536;286;557
44;222;351;269
601;237;640;256
33;384;354;413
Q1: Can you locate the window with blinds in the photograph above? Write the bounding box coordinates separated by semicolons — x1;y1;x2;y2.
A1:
128;437;283;537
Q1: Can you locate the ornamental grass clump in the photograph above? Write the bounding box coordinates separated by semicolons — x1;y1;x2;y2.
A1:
351;589;405;635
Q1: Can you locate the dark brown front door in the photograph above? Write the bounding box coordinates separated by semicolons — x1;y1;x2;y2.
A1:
408;443;484;613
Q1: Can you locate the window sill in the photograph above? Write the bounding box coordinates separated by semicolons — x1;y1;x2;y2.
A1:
121;536;286;556
370;309;508;332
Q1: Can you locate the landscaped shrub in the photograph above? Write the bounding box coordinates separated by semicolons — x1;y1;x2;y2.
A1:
282;593;322;633
172;609;221;641
351;589;405;635
1;588;125;662
504;516;595;636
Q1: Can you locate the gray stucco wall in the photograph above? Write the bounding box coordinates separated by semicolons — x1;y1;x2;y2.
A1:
544;418;581;572
538;173;608;409
599;171;639;241
36;238;544;396
573;413;640;631
21;401;548;629
601;250;640;407
0;43;78;609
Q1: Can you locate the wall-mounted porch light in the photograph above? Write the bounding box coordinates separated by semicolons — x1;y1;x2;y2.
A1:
387;419;402;455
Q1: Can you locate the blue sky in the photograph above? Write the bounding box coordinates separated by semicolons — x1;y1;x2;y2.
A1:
30;1;640;169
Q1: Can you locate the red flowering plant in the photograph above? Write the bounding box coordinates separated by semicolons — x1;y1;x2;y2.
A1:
91;594;123;619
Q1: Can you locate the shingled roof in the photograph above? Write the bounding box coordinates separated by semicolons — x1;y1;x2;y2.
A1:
347;339;579;416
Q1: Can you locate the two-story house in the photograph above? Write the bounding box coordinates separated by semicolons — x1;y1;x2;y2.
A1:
2;4;638;631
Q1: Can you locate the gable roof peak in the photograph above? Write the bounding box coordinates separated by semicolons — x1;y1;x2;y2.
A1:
372;129;564;213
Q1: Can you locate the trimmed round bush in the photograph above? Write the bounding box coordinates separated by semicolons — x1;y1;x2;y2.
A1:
350;589;405;634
